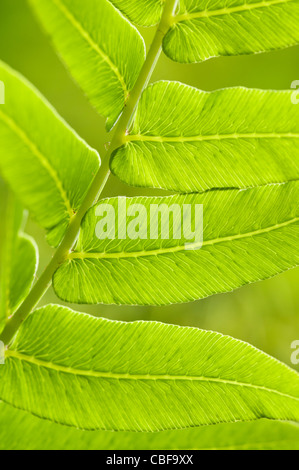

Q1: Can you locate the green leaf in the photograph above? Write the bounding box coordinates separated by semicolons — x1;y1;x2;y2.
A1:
111;82;299;193
0;61;100;247
1;305;299;431
108;0;164;26
29;0;146;129
54;182;299;306
0;180;38;334
163;0;299;63
1;403;299;450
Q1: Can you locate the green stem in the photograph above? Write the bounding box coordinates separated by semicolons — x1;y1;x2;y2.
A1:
0;0;178;346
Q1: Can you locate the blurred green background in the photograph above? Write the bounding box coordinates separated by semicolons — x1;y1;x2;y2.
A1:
0;0;298;368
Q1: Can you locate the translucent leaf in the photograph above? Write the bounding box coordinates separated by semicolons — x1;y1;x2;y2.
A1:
0;180;38;334
111;82;299;193
29;0;146;128
1;305;299;431
1;403;299;450
0;61;100;246
108;0;164;26
54;183;299;306
164;0;299;63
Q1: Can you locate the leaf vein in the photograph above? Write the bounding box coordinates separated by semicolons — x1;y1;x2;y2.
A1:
6;350;299;403
69;216;299;260
125;132;299;143
174;0;296;23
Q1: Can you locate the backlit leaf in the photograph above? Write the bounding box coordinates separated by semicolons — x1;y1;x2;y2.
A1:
111;82;299;193
164;0;299;63
29;0;146;129
0;180;38;334
0;61;100;246
1;305;299;431
54;183;299;306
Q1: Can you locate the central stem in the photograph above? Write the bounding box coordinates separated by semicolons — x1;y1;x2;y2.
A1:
0;0;178;346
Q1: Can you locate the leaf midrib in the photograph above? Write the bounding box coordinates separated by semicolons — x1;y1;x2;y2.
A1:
174;0;295;23
0;109;73;219
69;216;299;260
51;0;129;101
6;349;299;403
125;132;299;144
